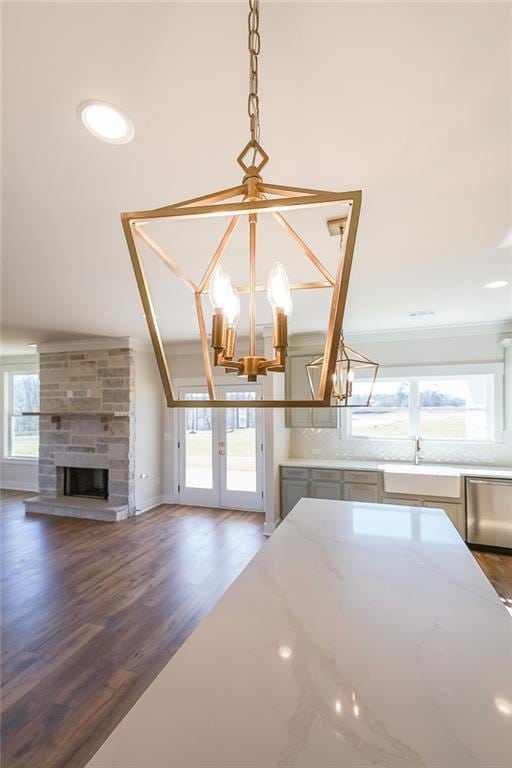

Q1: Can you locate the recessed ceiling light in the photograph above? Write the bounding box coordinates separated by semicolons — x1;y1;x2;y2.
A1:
485;280;508;289
77;100;134;144
494;697;512;716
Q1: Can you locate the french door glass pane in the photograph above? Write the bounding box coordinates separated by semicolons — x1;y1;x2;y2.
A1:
184;393;213;489
226;392;257;492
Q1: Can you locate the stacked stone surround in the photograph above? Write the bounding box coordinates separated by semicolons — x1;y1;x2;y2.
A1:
37;347;135;513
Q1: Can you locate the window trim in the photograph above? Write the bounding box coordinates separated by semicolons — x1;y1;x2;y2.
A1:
344;363;504;445
3;368;40;462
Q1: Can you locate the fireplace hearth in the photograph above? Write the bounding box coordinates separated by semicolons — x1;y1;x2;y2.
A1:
64;467;108;500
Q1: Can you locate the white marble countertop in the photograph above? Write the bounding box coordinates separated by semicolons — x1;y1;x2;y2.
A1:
87;499;512;768
281;457;512;478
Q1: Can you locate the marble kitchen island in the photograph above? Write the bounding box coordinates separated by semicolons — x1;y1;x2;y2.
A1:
86;499;512;768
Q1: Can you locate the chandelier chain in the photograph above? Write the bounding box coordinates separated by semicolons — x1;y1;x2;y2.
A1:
247;0;261;146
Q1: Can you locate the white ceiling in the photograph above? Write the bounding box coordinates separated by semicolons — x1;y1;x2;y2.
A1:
2;1;511;356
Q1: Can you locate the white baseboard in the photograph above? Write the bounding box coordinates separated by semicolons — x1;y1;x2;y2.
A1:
1;482;39;493
135;494;165;515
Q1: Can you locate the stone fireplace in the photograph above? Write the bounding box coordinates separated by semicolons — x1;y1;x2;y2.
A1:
24;346;135;522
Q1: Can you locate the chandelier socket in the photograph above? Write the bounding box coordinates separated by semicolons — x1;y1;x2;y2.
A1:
224;326;237;359
273;308;288;350
211;310;226;350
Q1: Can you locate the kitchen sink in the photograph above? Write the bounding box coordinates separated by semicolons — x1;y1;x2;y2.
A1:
381;464;462;498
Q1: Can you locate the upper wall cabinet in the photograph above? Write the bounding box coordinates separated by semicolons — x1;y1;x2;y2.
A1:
285;353;337;429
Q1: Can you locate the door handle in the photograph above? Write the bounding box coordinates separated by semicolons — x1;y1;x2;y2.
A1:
219;449;226;455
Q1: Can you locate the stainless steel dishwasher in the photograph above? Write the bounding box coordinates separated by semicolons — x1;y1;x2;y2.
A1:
466;477;512;548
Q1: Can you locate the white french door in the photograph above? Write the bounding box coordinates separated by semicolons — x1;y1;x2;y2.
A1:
178;384;264;511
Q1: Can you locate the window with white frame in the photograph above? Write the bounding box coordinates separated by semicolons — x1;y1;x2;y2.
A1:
6;372;40;458
348;367;500;442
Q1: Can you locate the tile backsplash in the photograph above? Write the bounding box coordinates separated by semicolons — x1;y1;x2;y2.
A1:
290;428;512;467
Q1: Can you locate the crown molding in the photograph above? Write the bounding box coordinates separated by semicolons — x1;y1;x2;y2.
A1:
290;320;512;348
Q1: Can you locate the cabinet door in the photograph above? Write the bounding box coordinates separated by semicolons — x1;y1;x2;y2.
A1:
285;354;337;429
344;482;379;503
312;405;338;429
281;479;309;517
309;481;343;501
286;355;313;427
422;501;466;539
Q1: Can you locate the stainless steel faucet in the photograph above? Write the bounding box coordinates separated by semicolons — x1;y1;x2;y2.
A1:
414;435;421;465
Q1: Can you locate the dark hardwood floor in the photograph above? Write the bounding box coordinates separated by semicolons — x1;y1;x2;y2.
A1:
2;491;512;768
472;549;512;607
0;490;265;768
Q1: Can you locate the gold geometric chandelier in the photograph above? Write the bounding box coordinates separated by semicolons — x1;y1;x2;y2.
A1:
121;0;363;408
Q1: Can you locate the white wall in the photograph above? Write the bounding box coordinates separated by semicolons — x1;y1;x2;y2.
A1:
134;350;164;512
0;355;39;491
289;322;512;467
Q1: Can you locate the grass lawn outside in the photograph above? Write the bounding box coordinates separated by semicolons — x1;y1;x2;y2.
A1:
11;434;39;458
351;409;487;440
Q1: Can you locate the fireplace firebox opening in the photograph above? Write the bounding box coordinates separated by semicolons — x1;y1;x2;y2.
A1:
64;467;108;500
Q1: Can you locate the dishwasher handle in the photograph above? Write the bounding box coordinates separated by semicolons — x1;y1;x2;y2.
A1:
467;478;512;487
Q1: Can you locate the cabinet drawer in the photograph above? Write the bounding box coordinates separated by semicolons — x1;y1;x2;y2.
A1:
311;468;343;482
381;496;419;507
344;470;379;485
309;481;343;501
344;482;379;503
281;467;309;480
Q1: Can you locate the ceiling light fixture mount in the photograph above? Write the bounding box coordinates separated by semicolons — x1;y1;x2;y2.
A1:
121;0;364;407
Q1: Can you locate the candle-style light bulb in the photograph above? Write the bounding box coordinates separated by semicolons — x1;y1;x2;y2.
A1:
209;264;234;312
267;261;292;317
225;291;240;328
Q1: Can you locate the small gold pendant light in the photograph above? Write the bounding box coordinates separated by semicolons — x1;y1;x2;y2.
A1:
306;335;379;406
306;224;379;406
